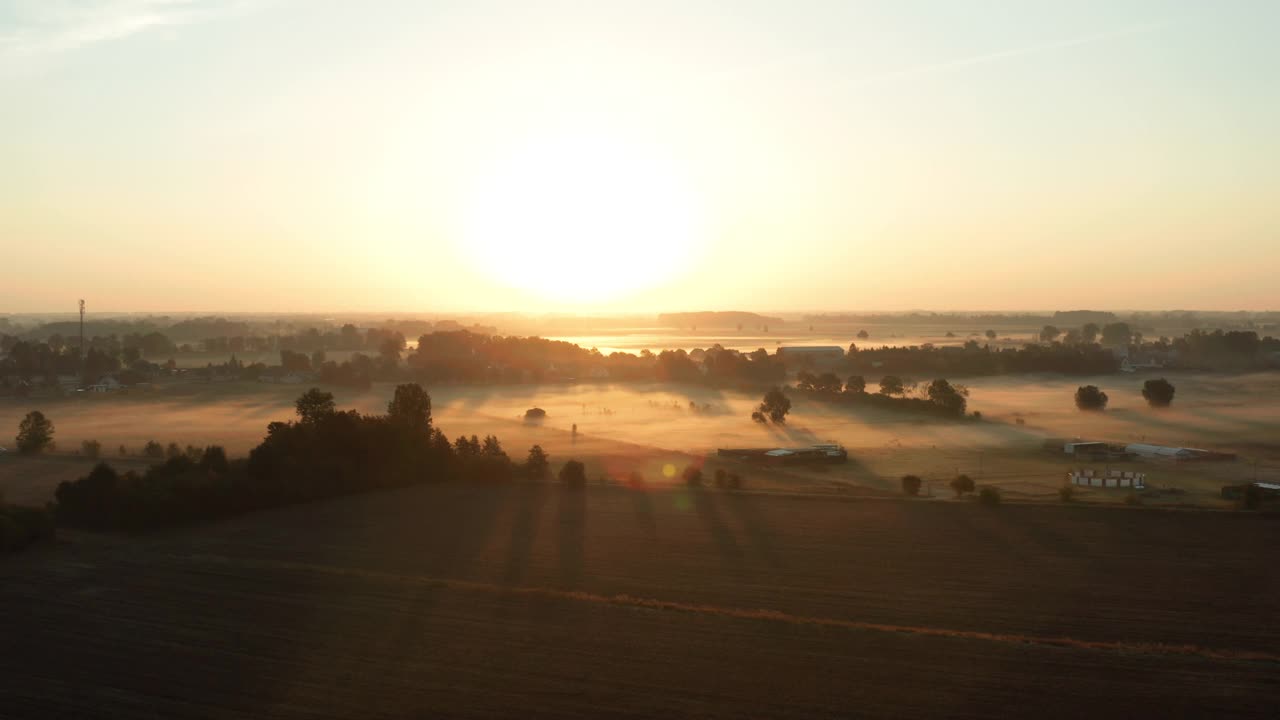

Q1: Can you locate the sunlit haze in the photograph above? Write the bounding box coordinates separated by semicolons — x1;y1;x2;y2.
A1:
2;0;1277;312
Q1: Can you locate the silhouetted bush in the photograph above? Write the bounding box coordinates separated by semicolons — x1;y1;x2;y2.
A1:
81;439;102;460
54;385;492;531
1075;385;1109;411
143;440;164;459
950;474;975;498
683;465;704;487
901;475;922;497
978;486;1002;506
0;503;55;552
559;460;586;490
1142;378;1176;408
1059;485;1075;503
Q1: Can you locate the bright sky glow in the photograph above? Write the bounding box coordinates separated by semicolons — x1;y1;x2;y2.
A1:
1;1;1277;312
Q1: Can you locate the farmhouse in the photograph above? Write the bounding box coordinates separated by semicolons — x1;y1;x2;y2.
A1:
86;376;123;393
776;346;845;366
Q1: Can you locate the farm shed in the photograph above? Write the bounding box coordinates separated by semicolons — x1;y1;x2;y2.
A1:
1221;482;1280;500
1064;441;1108;455
1125;444;1237;462
1068;469;1146;489
1125;443;1195;460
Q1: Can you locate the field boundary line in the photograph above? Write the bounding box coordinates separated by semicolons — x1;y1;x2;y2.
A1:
175;554;1279;664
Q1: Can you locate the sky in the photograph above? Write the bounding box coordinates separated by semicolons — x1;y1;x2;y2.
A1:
2;0;1277;314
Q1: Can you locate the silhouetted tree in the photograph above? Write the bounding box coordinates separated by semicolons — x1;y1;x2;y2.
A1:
295;388;336;423
1101;322;1132;346
1039;325;1061;343
1142;378;1176;408
143;440;164;459
985;329;997;340
925;379;968;416
1074;385;1109;411
1082;323;1100;343
795;370;817;391
525;445;549;479
878;375;905;396
901;475;922;496
16;411;54;455
682;465;704;487
857;330;869;339
200;445;229;474
388;383;432;431
978;486;1001;506
559;460;586;490
81;439;102;460
813;372;843;393
950;474;975;498
845;375;866;394
757;387;791;423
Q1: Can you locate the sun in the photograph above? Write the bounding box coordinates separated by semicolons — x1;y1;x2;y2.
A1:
459;133;702;304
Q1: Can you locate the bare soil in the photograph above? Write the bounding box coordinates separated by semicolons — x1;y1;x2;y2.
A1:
2;483;1277;718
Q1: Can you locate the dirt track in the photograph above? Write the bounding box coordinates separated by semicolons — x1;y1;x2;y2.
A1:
2;484;1278;718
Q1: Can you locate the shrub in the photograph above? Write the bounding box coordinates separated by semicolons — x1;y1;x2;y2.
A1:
1142;378;1176;408
901;474;922;497
949;474;975;498
1058;485;1075;503
0;504;55;552
143;441;164;459
81;439;102;460
978;486;1002;506
682;465;704;487
1074;385;1109;411
559;460;586;490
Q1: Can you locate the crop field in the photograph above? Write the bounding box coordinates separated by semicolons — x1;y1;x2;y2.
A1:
3;371;1278;508
2;483;1278;718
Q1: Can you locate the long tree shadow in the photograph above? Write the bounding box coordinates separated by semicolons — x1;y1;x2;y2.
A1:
691;486;743;566
502;483;549;586
626;482;659;541
719;492;783;569
556;486;586;589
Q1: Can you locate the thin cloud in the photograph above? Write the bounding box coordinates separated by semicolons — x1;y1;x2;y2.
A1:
0;0;266;58
844;18;1177;90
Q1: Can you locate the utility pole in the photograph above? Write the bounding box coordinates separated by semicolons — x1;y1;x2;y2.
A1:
79;299;86;376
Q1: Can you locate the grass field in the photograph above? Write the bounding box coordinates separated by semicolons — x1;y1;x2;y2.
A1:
3;372;1277;508
2;482;1277;718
